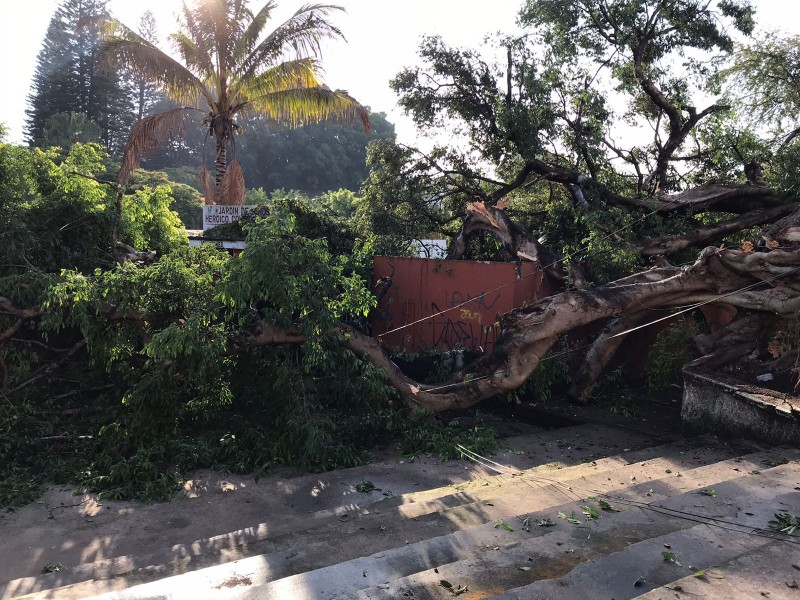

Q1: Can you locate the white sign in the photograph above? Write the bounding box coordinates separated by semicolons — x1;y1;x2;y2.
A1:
411;239;448;259
203;205;262;230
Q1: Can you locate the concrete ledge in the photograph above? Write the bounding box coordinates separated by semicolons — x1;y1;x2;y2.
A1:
187;231;246;250
682;367;800;445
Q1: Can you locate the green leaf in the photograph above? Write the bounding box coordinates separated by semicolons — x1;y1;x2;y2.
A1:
494;520;514;531
439;579;453;589
518;566;532;571
598;499;621;512
355;480;379;493
581;505;600;520
768;511;800;535
662;551;677;562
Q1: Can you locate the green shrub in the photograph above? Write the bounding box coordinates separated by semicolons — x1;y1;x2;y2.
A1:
398;412;499;461
645;321;701;391
522;344;573;401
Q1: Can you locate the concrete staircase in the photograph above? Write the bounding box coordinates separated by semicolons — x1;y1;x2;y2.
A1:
2;421;799;600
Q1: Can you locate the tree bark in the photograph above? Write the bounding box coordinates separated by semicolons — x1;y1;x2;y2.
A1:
638;204;798;256
215;134;227;198
341;237;800;410
568;311;655;403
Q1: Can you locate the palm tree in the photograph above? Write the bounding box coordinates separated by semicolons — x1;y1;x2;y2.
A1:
101;0;370;205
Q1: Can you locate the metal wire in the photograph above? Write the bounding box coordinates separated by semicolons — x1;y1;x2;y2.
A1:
376;194;684;339
455;443;800;546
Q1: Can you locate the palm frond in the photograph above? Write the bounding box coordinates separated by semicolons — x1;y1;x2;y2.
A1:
169;32;215;80
191;0;250;81
218;160;245;205
119;108;200;185
99;20;210;106
238;4;345;81
246;87;370;133
232;58;320;102
200;167;216;205
232;0;278;64
179;1;213;65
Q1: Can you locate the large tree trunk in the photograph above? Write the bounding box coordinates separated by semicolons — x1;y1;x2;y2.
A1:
344;208;800;410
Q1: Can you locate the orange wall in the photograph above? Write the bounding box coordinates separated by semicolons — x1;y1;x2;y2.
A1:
372;256;560;352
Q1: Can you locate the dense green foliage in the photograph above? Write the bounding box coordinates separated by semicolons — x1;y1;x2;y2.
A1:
0;136;472;509
0;142;186;274
128;170;205;230
645;322;702;392
364;0;776;283
398;412;499;461
0;198;389;507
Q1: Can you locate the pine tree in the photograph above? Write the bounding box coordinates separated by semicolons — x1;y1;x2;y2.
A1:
133;10;161;121
26;0;135;154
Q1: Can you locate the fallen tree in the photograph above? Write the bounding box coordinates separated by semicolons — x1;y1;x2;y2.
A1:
354;207;800;409
6;0;800;505
4;205;799;413
2;167;798;507
351;0;800;409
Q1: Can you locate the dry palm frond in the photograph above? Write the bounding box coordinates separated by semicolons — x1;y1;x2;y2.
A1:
218;161;245;205
200;167;216;205
119;108;197;185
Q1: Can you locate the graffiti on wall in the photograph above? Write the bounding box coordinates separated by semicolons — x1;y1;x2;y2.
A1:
430;300;500;351
372;256;553;353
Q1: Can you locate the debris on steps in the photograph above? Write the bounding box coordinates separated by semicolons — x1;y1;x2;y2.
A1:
2;424;796;600
1;423;655;597
635;539;800;600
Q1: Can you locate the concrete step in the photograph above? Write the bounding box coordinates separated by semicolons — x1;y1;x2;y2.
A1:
634;538;800;600
17;440;792;600
0;423;655;582
491;462;800;599
331;452;800;600
0;423;658;598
